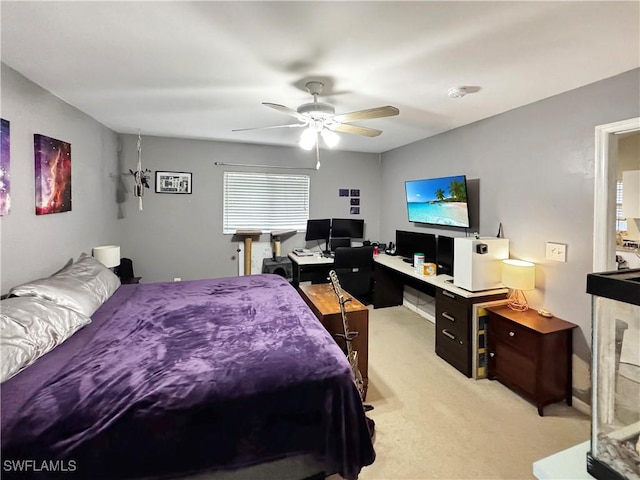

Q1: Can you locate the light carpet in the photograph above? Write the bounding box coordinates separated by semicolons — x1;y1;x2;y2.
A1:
352;305;590;480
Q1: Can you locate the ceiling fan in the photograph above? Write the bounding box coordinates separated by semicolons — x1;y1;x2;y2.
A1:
233;81;399;152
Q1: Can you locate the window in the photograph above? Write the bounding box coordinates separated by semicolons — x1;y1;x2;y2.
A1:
223;172;310;234
616;180;627;232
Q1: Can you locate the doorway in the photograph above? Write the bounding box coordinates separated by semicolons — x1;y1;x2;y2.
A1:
593;117;640;272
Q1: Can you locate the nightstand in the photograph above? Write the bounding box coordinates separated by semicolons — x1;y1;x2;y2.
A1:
121;276;141;284
486;305;577;416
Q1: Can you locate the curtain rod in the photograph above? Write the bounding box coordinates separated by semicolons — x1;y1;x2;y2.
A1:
214;162;319;170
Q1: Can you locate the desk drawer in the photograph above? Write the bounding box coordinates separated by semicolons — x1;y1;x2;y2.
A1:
436;295;468;325
488;313;538;358
436;289;469;342
436;326;470;376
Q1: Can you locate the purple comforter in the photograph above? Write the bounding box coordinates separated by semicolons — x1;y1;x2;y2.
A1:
1;274;375;479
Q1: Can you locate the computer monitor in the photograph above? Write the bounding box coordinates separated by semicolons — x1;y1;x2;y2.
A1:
395;230;436;264
436;235;455;276
331;218;365;238
305;219;331;252
330;237;351;252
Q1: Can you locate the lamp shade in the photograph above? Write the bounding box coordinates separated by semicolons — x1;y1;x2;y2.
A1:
93;245;121;268
502;259;535;290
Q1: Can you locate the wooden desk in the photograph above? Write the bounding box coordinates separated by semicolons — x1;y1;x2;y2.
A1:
298;283;369;399
288;252;334;285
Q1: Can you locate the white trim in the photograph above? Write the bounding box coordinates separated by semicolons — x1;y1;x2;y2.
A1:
571;396;591;417
593;117;640;272
592;117;639;427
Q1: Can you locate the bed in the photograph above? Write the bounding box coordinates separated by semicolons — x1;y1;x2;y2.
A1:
1;263;375;480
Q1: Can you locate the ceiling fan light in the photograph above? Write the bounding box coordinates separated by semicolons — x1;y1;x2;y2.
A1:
321;128;339;148
299;128;317;151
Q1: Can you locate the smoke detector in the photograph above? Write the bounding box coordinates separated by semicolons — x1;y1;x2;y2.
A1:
448;86;468;99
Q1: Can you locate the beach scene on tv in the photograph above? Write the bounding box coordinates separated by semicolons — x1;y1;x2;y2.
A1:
405;175;470;227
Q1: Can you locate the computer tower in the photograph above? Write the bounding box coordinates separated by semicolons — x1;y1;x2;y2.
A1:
453;238;509;291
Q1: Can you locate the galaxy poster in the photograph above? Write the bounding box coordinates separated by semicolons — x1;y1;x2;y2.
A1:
0;119;9;216
34;134;72;215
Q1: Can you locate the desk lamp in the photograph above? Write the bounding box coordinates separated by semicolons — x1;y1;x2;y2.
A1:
502;259;535;311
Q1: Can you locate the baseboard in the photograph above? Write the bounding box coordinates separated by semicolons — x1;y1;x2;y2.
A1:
571;396;591;416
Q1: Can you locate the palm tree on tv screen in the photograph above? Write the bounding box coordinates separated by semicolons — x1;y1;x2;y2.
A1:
448;179;467;201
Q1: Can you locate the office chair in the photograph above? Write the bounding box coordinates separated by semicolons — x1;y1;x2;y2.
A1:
332;246;374;304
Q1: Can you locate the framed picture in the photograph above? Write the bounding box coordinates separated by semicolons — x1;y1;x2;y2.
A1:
1;119;10;216
155;171;192;194
34;134;72;215
350;198;360;206
350;189;360;197
350;207;360;215
339;188;349;197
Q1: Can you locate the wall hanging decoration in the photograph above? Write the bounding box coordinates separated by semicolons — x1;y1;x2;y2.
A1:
129;132;150;211
0;119;10;216
155;171;192;194
34;134;71;215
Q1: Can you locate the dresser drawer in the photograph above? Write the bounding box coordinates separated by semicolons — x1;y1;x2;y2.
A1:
492;342;536;395
489;313;538;358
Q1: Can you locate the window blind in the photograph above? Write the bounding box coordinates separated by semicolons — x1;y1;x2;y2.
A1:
616;180;627;231
223;171;310;234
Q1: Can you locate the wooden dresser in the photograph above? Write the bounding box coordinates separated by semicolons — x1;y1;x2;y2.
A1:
486;305;577;416
298;283;369;399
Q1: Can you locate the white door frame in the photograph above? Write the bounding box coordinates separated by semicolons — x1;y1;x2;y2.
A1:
593;117;640;272
592;116;639;424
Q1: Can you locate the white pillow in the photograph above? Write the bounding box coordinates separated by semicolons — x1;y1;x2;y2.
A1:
9;254;121;317
0;296;91;382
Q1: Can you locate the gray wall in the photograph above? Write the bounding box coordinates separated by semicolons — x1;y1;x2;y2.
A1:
380;68;640;402
116;135;381;282
4;57;639;404
0;64;120;294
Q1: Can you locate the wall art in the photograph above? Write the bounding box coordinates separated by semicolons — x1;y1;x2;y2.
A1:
0;119;10;216
155;171;192;194
34;134;72;215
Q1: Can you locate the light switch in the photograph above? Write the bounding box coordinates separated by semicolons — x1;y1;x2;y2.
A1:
546;242;567;262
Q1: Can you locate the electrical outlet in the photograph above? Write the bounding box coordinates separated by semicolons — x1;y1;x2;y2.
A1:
173;277;181;282
546;242;567;262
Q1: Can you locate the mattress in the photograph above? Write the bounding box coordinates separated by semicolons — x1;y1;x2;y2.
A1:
1;274;374;479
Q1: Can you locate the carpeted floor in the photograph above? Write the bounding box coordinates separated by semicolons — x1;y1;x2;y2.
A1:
351;305;590;480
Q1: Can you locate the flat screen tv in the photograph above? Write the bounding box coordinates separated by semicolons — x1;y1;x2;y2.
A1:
405;175;470;228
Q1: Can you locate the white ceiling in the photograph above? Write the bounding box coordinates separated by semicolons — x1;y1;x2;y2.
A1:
2;1;639;154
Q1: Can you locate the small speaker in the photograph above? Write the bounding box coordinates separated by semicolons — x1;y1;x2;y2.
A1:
262;257;293;281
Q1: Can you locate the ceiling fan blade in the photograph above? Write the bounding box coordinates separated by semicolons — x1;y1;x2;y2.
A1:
332;123;382;137
232;123;306;132
333;106;399;123
263;103;306;121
